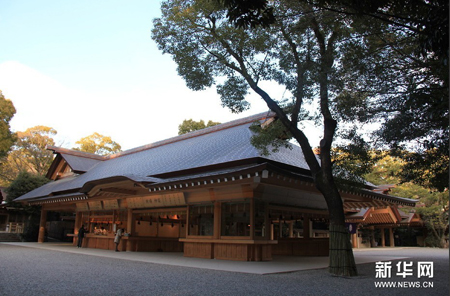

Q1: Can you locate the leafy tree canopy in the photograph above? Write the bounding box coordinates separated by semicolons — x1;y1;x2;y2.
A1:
0;90;17;158
363;152;449;247
218;0;449;63
0;126;56;186
216;0;449;191
6;171;50;203
74;132;122;156
152;0;446;276
178;119;221;135
152;0;369;276
217;0;275;28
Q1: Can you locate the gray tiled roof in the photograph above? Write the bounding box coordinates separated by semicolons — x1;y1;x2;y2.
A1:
61;154;103;173
16;112;309;201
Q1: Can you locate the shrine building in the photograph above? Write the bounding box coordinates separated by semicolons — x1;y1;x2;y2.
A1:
15;112;417;261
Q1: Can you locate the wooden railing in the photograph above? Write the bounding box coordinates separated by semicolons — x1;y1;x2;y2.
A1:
6;222;24;233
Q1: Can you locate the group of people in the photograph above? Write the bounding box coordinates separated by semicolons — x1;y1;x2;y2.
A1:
77;225;124;252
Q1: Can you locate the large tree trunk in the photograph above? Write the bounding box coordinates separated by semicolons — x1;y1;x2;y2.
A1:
328;223;357;276
315;170;358;276
248;62;358;276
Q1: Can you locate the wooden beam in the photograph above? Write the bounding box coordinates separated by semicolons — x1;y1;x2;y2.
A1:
100;188;137;196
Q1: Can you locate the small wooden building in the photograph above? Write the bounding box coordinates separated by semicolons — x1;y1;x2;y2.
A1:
346;206;423;248
15;112;416;261
0;187;25;234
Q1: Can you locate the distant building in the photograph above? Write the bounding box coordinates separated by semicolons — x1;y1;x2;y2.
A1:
0;187;25;235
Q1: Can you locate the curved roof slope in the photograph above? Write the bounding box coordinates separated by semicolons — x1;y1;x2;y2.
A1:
62;154;103;173
16;112;310;201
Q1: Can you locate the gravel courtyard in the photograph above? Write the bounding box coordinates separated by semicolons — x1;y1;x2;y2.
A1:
0;244;448;296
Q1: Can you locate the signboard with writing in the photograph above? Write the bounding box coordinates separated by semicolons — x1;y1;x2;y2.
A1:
127;192;185;209
88;201;103;211
76;202;89;212
127;197;144;208
103;199;119;210
163;193;186;206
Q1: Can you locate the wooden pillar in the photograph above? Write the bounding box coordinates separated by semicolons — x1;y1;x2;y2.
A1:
303;218;310;238
74;212;82;230
249;199;254;240
156;215;160;237
126;209;133;234
279;221;283;239
380;227;386;247
73;212;82;245
38;208;47;243
389;227;395;247
213;202;221;239
351;232;358;248
264;202;269;240
289;222;294;238
369;227;375;247
126;208;133;252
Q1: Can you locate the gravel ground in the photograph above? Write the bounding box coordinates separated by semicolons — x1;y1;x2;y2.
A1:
0;244;447;296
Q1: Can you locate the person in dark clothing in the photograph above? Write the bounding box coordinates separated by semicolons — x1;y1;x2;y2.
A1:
77;225;86;248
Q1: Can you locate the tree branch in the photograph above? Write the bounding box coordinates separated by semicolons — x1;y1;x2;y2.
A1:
279;24;306;124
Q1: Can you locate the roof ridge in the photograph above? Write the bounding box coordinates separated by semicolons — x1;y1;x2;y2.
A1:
46;145;106;160
106;111;275;159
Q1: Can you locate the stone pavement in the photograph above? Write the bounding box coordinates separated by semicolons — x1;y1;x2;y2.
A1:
0;242;408;274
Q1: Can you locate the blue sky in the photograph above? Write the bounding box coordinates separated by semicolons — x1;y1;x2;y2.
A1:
0;0;318;151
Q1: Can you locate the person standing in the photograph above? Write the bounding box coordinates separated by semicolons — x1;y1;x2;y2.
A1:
77;225;86;248
114;228;124;252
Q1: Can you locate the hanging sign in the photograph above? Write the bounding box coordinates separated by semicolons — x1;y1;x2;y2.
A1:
76;202;89;212
103;199;119;210
127;192;185;209
345;223;357;234
88;201;103;211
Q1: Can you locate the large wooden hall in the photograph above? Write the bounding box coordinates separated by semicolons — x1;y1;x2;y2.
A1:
15;112;416;261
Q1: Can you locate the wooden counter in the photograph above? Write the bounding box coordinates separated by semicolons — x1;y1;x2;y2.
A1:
68;233;125;251
123;236;183;252
69;233;183;252
180;238;277;261
272;238;329;256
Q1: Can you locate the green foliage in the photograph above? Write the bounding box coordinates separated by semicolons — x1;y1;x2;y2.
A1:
178;119;221;135
333;91;370;123
15;126;56;173
153;0;302;114
6;171;50;201
209;0;449;199
331;137;376;187
5;171;50;242
331;0;449;63
217;0;275;28
399;148;449;192
331;0;449;192
249;119;292;156
393;183;448;248
363;152;404;185
152;0;448;273
216;75;250;113
364;152;449;248
74;132;122;155
0;91;17;159
0;126;56;185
